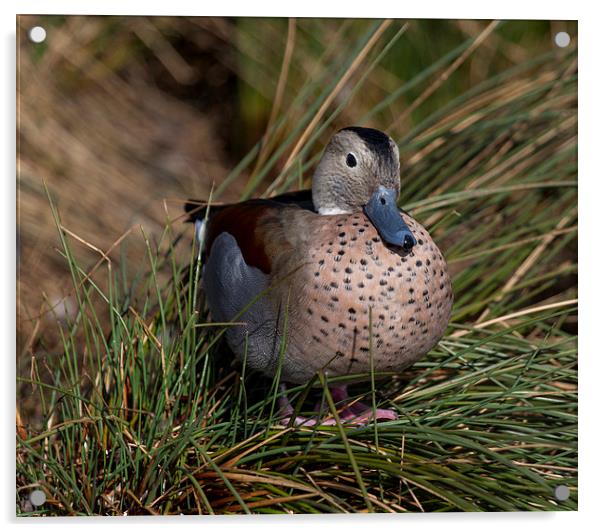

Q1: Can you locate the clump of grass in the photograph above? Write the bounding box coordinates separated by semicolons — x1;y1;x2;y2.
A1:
17;21;576;515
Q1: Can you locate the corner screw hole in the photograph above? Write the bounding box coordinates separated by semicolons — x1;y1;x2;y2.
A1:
28;26;47;44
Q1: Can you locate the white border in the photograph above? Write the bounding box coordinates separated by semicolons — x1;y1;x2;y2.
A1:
3;1;599;531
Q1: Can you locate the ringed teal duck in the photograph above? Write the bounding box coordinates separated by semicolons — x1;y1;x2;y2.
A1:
186;127;453;424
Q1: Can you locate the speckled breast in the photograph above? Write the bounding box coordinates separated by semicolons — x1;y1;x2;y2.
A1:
281;211;453;383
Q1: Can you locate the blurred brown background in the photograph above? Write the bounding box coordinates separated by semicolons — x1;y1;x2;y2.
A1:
18;16;240;356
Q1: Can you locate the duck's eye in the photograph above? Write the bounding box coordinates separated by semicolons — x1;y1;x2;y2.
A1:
346;153;357;168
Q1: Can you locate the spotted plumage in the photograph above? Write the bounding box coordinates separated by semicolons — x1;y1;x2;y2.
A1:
185;126;453;422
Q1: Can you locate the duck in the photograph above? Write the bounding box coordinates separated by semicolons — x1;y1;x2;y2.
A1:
185;126;453;425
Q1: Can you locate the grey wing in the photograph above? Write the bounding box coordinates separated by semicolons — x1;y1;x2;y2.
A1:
202;232;282;376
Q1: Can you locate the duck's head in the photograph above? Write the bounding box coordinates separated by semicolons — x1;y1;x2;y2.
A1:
312;126;416;251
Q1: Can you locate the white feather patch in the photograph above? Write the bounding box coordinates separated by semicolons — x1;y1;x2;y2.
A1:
317;207;351;215
195;219;207;252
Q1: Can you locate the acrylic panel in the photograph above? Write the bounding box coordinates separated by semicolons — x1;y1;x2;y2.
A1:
16;15;577;515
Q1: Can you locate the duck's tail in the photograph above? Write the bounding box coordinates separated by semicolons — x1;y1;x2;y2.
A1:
184;189;315;224
183;199;226;223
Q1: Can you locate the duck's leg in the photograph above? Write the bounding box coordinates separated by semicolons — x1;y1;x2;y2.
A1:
328;385;398;424
278;384;397;426
278;384;335;426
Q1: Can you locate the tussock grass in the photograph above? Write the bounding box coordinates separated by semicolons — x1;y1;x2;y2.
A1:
17;19;577;515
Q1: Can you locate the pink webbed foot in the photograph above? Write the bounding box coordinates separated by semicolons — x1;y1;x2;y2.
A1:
278;386;329;426
330;385;398;425
278;384;397;426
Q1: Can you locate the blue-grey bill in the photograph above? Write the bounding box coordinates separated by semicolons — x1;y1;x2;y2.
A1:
364;186;416;251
